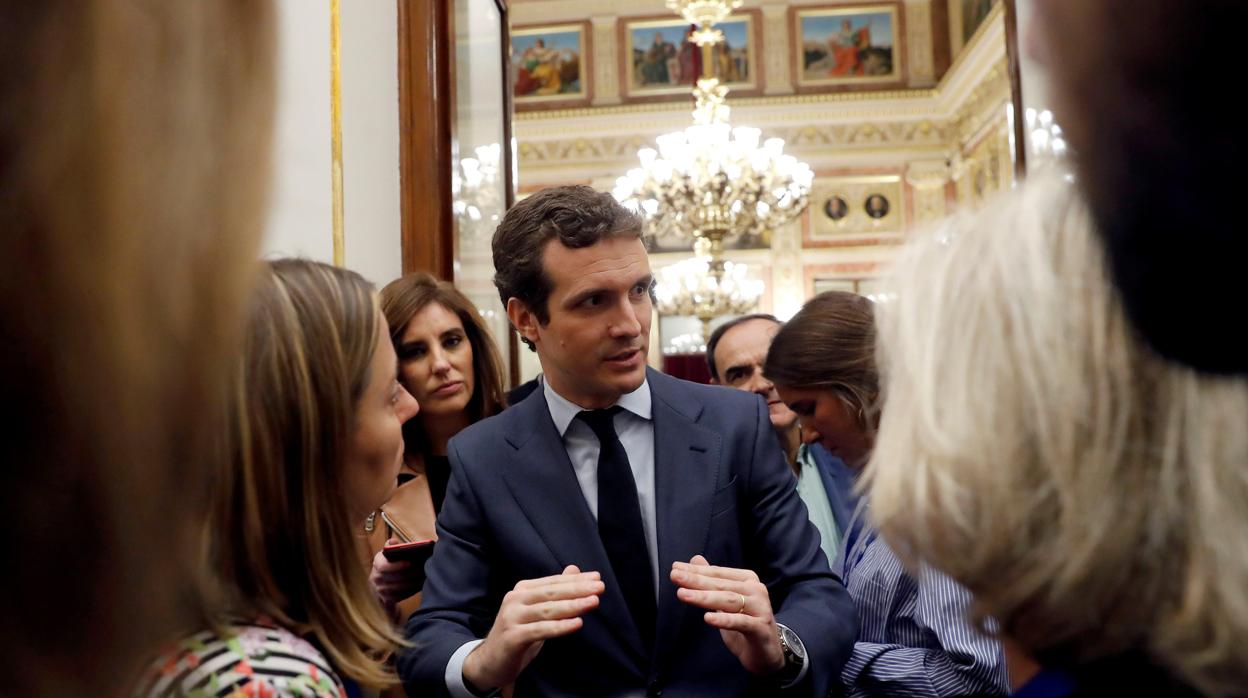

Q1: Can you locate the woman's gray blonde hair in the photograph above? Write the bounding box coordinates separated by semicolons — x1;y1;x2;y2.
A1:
866;173;1248;695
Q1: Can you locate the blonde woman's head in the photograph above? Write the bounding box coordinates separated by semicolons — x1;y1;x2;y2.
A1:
210;259;417;689
867;173;1248;694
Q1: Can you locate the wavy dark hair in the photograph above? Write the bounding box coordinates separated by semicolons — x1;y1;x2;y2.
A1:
492;185;642;348
380;273;506;455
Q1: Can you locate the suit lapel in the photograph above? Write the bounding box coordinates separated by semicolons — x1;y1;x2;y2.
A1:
497;390;649;667
648;370;722;669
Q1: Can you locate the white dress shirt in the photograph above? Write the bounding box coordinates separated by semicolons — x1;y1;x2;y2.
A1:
445;379;656;698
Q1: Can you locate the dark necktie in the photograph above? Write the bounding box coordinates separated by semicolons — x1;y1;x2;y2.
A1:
576;407;656;645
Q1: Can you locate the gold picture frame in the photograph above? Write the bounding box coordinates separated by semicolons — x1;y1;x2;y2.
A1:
792;4;903;89
621;13;758;100
512;22;592;110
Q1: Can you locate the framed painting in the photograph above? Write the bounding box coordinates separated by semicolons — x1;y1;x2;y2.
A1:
804;174;905;247
793;4;902;89
512;22;591;109
621;12;758;100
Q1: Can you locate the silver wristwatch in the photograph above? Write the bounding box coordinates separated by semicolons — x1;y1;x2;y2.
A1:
775;623;806;685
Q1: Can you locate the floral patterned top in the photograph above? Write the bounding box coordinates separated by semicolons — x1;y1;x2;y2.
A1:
140;622;347;697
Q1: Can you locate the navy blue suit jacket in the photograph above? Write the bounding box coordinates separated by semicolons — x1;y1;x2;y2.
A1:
807;444;860;542
399;368;857;697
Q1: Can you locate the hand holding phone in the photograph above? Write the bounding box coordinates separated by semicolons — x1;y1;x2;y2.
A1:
382;538;436;565
373;538;436;613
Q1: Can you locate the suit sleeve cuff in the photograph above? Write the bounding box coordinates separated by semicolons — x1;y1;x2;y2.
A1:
776;623;810;688
445;639;492;698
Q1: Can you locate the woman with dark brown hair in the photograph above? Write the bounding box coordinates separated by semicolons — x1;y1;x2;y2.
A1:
368;273;508;619
764;291;1008;697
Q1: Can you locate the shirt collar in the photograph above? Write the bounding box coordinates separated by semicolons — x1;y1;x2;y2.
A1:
795;443;815;471
543;377;652;437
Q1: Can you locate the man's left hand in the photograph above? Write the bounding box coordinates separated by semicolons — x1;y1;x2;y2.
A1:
671;554;784;675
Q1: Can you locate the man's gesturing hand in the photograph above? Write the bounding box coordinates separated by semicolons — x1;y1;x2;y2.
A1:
671;554;785;676
462;565;604;692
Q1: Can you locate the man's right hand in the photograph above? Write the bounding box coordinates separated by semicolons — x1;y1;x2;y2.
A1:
461;565;604;692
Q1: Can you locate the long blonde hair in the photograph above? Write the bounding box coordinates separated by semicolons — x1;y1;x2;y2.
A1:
0;2;274;694
208;259;401;688
867;173;1248;694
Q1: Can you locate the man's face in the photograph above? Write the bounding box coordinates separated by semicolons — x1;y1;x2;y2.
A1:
515;235;652;409
710;318;798;433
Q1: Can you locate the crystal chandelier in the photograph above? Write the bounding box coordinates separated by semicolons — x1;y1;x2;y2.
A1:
614;1;813;245
655;237;764;341
451;142;503;239
614;0;812;342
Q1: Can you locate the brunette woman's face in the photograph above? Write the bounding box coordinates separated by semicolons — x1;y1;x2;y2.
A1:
346;316;419;522
775;385;873;469
396;302;476;420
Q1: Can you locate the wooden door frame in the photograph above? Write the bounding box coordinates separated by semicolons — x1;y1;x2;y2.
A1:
397;0;520;384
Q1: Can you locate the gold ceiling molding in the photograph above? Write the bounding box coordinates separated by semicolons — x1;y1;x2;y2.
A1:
515;87;939;122
951;58;1010;144
517;8;1010;176
518;118;953;165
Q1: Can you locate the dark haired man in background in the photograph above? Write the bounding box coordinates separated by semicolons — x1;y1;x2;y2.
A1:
706;314;857;566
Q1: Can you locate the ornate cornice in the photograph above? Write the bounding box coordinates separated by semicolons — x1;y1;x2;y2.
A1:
518;118;954;169
515;87;939;123
516;3;1011;176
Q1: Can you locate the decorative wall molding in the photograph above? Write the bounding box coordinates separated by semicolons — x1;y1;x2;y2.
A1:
761;4;792;95
904;0;935;86
591;15;622;105
517;118;954;174
905;159;950;224
951;58;1010;145
515;86;939;123
769;219;804;319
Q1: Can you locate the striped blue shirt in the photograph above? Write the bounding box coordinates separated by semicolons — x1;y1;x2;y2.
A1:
835;512;1009;697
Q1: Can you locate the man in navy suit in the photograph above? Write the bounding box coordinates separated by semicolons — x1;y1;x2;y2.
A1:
706;314;858;564
400;186;856;697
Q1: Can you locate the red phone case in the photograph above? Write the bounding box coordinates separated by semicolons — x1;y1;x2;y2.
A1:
382;538;436;563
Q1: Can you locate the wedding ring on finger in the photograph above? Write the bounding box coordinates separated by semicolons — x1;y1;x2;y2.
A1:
735;592;746;614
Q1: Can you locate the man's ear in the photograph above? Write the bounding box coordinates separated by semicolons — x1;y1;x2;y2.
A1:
507;297;540;348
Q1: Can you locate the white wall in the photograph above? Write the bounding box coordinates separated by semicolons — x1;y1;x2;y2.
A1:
263;0;403;288
340;2;402;287
264;0;334;265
